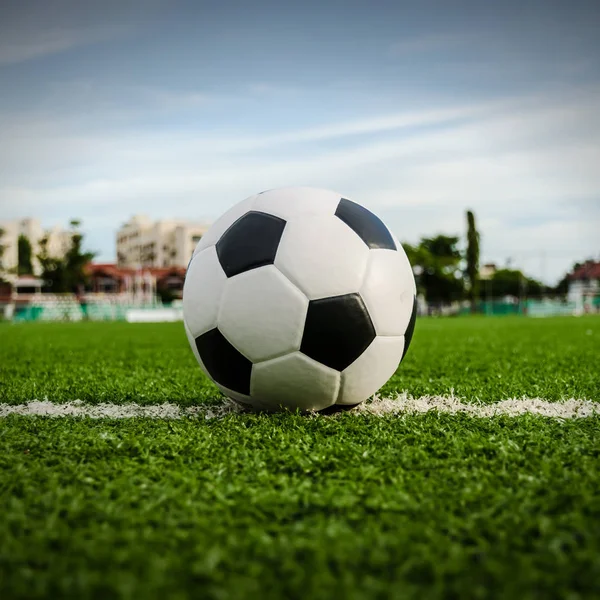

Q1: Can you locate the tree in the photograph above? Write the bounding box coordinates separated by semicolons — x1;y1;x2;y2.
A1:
403;241;431;298
17;234;33;275
64;221;96;294
0;227;5;281
37;235;66;292
38;221;96;293
482;268;544;299
465;210;480;313
553;273;571;297
403;235;465;305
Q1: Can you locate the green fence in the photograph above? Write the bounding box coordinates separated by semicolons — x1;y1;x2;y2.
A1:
457;299;580;317
12;299;184;323
14;303;155;322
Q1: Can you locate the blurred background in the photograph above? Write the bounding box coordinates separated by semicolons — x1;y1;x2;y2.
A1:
0;0;598;322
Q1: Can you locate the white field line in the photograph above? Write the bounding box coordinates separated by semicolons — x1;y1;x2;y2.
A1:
0;394;598;420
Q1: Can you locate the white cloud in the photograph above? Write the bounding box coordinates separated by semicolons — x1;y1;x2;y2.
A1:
0;24;129;65
0;96;507;179
0;0;166;65
0;85;598;284
389;32;480;56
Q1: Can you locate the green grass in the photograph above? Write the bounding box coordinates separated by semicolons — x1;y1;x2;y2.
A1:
1;316;599;599
1;315;598;404
2;413;600;600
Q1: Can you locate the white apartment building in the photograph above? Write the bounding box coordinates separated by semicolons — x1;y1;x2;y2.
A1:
116;215;210;269
0;218;71;280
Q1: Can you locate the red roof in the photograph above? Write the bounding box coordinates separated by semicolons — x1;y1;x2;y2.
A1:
148;266;186;277
85;263;186;278
570;261;600;281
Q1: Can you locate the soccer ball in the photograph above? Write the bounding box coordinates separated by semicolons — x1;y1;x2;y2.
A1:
183;187;417;412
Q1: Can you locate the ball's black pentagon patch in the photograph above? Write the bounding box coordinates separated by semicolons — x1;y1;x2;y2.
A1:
216;211;286;278
301;293;376;372
335;198;396;250
195;328;252;395
401;295;417;360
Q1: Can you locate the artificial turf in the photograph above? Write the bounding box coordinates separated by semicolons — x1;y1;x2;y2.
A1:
0;315;598;404
2;412;600;600
0;316;599;599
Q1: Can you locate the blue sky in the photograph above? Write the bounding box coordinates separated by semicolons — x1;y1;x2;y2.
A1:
0;0;598;283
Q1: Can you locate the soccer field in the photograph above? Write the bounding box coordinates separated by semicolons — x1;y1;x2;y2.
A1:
1;316;599;599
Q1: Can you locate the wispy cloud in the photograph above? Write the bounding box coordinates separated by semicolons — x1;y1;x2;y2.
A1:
1;84;598;282
0;96;503;184
0;26;125;65
1;87;567;183
1;1;598;283
389;32;479;56
0;0;165;66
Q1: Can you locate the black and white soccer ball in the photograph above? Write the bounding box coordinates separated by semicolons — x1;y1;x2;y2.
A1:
183;187;417;412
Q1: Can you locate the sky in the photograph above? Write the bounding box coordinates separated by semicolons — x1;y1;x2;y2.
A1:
0;0;599;284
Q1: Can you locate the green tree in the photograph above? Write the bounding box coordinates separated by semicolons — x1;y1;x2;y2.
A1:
403;242;430;298
552;273;571;298
38;221;96;293
37;235;66;291
0;227;6;281
404;235;465;304
465;210;480;313
64;221;95;293
482;268;544;299
551;261;585;297
17;234;33;275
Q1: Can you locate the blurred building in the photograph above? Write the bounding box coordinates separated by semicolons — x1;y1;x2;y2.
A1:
116;215;209;269
568;260;600;312
85;263;186;303
0;218;71;280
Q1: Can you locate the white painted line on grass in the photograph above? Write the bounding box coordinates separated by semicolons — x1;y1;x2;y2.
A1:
0;399;241;420
358;393;600;419
0;394;598;420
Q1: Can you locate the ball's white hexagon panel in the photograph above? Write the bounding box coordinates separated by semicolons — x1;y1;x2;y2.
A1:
359;249;415;336
252;187;342;221
218;265;309;363
183;246;227;337
251;352;340;411
183;322;210;379
216;383;254;407
337;335;405;405
274;215;370;300
193;194;258;257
